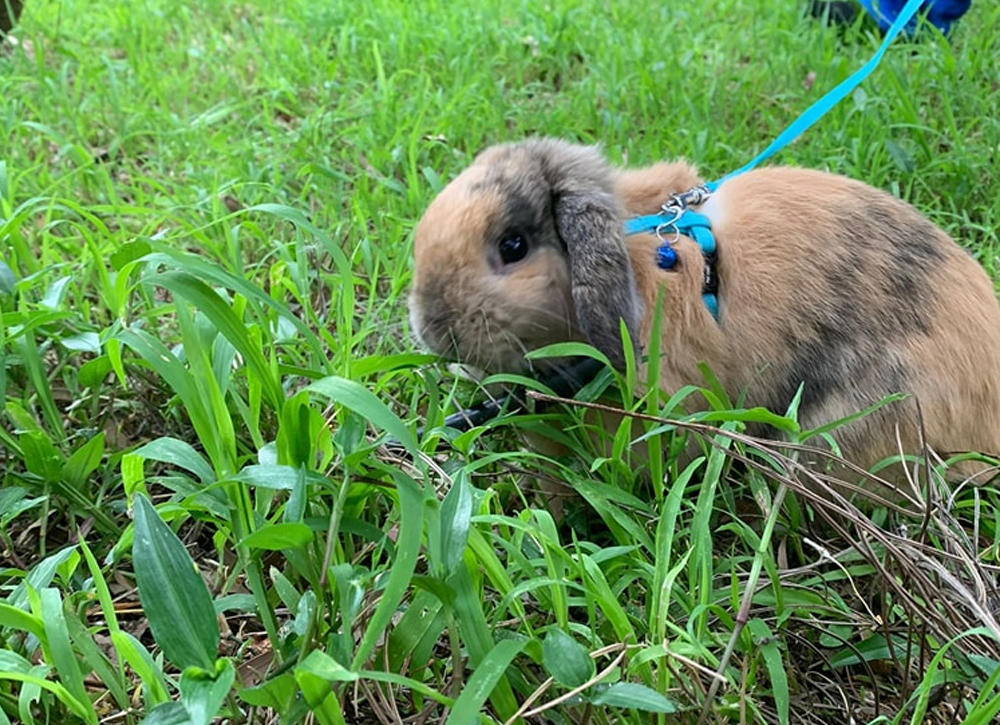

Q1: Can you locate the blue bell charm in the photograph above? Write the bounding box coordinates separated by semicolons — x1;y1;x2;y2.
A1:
656;243;678;270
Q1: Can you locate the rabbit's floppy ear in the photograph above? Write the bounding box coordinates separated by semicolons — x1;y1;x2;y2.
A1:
553;184;642;371
512;139;641;370
466;138;642;371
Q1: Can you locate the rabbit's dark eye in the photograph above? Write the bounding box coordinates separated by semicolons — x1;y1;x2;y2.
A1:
498;235;529;264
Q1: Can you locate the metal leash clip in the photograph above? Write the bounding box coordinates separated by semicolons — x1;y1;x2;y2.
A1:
654;205;683;246
653;184;712;261
672;184;712;208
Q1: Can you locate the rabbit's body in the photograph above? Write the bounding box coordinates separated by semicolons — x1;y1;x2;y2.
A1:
409;138;1000;480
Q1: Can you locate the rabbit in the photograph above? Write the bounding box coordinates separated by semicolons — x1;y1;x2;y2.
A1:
408;137;1000;487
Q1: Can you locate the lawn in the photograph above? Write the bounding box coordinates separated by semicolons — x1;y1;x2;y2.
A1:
1;0;999;723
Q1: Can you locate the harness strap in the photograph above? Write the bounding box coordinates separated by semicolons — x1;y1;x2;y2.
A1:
624;206;720;320
622;0;927;323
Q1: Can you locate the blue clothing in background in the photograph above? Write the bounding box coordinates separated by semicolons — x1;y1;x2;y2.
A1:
856;0;972;33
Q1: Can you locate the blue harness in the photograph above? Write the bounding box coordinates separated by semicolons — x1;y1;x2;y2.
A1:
622;0;926;322
622;186;719;318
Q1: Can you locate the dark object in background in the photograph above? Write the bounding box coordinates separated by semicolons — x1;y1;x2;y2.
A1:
858;0;971;34
1;0;25;36
809;1;862;25
810;0;972;35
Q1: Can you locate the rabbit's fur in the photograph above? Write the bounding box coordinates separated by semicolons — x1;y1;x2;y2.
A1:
409;138;1000;481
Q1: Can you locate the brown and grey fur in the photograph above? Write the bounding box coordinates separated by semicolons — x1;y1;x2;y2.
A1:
409;138;1000;482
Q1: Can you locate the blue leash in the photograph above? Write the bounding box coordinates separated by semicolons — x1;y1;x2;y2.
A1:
623;0;928;320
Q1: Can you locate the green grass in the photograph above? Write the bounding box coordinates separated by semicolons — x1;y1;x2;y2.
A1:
2;0;1000;723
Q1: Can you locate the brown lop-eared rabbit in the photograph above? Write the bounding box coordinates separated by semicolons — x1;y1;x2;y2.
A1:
408;138;1000;489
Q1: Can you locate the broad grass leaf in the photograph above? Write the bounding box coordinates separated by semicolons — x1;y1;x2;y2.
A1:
587;682;679;713
689;422;735;636
351;470;424;669
967;654;1000;680
40;275;71;310
297;649;358;684
0;487;45;528
239;522;313;551
572;478;654;553
136;250;329;373
902;627;1000;724
19;430;64;481
829;633;915;667
180;659;236;725
0;258;15;295
0;650;33;674
963;696;1000;725
962;660;1000;725
109;631;170;706
410;575;457;607
136;702;191;725
62;432;105;489
237;672;298;711
651;457;703;640
110;240;152;271
38;588;90;713
293;590;317;637
525;341;611;369
58;331;101;353
233;463;307;490
800;393;907;441
444;638;525;725
686;406;800;433
214;594;257;615
269;566;303;612
277;391;315;467
7;547;78;610
351;353;439;376
449;566;519;719
466;526;525;622
333;410;366;457
114;328;218;457
530;509;568;627
4;310;74;342
114;328;195;402
73;539;132;710
172;300;237;475
0;650;97;724
542;629;595;688
357;669;453;705
329;564;363;665
132;437;216;484
3;399;38;433
132;495;219;671
295;650;352;725
114;326;236;473
885;138;916;173
63;606;131;713
307;376;416;456
0;603;44;640
579;556;637;644
150;271;283;409
385;589;445;673
747;618;789;725
437;471;473;577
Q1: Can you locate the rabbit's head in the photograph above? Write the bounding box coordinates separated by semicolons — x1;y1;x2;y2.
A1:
409;139;642;373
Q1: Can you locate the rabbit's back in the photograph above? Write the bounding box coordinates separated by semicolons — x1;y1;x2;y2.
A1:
620;165;1000;475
